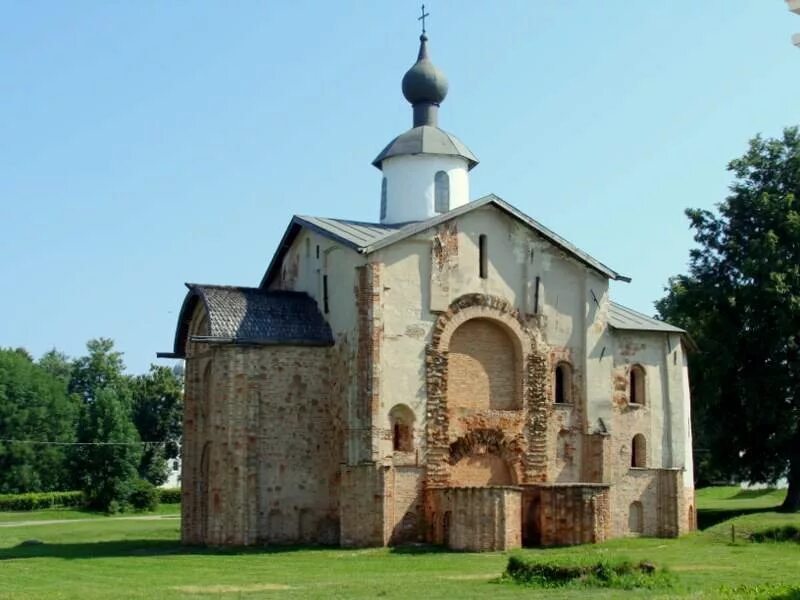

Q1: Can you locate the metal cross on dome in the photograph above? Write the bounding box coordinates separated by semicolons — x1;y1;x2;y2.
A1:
418;4;430;35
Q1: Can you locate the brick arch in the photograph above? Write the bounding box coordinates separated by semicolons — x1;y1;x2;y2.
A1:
448;428;524;484
425;294;550;486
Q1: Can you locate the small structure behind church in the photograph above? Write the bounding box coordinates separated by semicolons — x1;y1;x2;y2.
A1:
161;27;696;550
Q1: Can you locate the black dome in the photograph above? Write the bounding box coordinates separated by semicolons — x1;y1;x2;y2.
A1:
401;34;448;106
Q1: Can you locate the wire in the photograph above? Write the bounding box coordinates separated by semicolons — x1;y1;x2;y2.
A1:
0;439;169;446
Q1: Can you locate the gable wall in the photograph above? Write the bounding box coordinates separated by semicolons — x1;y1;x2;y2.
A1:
374;205;609;460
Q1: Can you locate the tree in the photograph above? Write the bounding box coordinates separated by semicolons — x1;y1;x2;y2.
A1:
657;126;800;511
130;365;183;485
72;385;142;511
38;349;73;385
0;348;77;493
68;339;142;510
68;338;126;404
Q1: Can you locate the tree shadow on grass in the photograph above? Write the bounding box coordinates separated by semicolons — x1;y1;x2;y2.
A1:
697;507;779;530
732;489;779;500
0;540;338;561
389;543;449;555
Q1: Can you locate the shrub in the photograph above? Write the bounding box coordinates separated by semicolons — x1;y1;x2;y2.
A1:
159;488;181;504
750;525;800;544
0;491;84;512
128;479;159;512
503;555;670;590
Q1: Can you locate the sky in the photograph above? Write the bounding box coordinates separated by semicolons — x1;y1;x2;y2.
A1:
2;1;799;375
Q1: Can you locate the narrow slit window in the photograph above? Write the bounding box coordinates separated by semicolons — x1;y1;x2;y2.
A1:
323;275;329;314
630;365;646;405
380;177;388;220
479;234;488;279
434;171;449;213
316;245;320;260
554;363;572;404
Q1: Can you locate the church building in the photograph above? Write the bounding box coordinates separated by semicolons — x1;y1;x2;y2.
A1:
161;30;696;550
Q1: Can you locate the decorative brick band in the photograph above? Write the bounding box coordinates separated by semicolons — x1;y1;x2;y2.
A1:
425;293;550;487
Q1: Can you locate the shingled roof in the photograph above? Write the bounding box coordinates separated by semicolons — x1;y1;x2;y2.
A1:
159;284;333;359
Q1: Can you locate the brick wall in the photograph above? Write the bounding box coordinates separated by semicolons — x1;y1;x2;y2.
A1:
340;464;385;547
355;262;382;462
182;343;341;546
521;483;610;546
384;465;425;544
448;318;518;411
427;487;522;551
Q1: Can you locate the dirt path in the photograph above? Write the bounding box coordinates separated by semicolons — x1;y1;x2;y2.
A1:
0;515;179;528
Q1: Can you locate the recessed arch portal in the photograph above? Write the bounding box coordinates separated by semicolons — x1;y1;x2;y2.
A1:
425;294;551;485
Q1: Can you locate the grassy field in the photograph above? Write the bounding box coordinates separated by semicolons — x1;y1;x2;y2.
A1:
0;488;797;599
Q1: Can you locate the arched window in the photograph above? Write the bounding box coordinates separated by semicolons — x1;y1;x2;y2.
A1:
628;501;643;534
434;170;450;213
629;364;646;405
631;434;647;468
380;177;388;220
554;362;573;404
389;404;415;452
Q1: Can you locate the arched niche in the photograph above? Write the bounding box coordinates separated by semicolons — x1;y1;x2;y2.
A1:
389;403;415;453
448;318;521;411
426;294;550;485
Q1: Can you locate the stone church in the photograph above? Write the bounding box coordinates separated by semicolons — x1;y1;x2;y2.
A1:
161;31;696;551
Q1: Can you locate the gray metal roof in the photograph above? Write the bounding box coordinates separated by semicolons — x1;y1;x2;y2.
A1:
607;301;684;334
260;194;630;288
161;284;333;358
372;125;479;170
296;216;404;249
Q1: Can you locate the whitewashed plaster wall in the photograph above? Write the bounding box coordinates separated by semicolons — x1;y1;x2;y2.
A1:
381;154;470;224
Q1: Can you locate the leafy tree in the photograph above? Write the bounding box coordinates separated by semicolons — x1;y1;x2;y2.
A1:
130;365;183;485
657;127;800;511
0;348;77;493
69;338;126;404
38;349;73;385
72;385;142;512
68;339;143;510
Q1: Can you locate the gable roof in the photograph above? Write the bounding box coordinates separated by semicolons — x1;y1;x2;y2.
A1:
260;194;630;287
158;284;333;359
608;301;684;334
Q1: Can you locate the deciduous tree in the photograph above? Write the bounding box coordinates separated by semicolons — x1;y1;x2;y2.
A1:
0;348;77;493
131;365;183;485
657;127;800;511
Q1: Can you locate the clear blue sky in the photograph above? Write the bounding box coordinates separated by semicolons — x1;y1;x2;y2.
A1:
2;1;798;374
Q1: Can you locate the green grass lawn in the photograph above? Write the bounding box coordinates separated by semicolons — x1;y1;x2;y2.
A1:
0;489;797;599
0;503;180;523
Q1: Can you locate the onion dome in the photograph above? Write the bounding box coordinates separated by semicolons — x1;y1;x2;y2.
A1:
401;34;448;107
